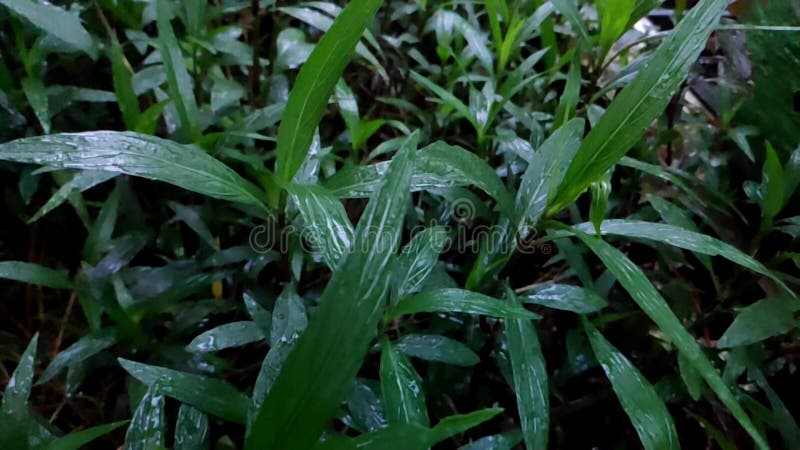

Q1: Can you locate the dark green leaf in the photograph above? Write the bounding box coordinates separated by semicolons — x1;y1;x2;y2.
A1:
396;334;479;366
505;292;549;450
550;0;729;213
1;334;38;417
38;329;117;384
394;227;449;298
289;184;354;270
392;288;538;319
717;297;799;348
174;404;209;450
125;382;166;450
0;131;269;210
583;318;679;450
118;358;249;424
0;261;72;289
0;0;96;58
380;339;429;426
186;321;265;353
30;171;116;223
43;421;127;450
246;131;417;450
276;0;383;182
570;230;767;449
521;284;607;313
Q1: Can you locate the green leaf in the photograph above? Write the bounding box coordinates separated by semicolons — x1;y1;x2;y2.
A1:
0;131;269;211
717;297;799;348
0;0;96;58
395;334;479;366
505;292;549;450
43;421;127;450
582;318;679;450
597;0;637;57
551;0;591;43
589;172;612;235
460;429;523;450
1;334;38;417
38;329;117;384
0;261;72;289
515;119;584;231
410;71;477;132
760;141;785;230
125;382;166;450
569;230;767;449
553;57;582;127
427;408;504;444
394;227;449;298
380;339;429;426
289;184;355;270
118;358;250;424
30;171;116;223
21;77;50;134
246;131;417;450
174;404;209;450
156;0;200;139
109;36;140;130
549;0;729;213
678;352;703;401
186;321;265;353
276;0;383;182
568;220;794;296
521;284;607;313
392;288;538;319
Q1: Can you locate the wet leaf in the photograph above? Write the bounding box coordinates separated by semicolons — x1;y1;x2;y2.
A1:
521;283;607;313
392;288;538;319
186;321;265;353
380;339;429;426
583;318;679;450
0;261;72;289
396;334;479;366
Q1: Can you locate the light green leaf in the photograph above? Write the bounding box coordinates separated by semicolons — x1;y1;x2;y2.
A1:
246;131;417;450
276;0;382;182
760;141;785;230
521;283;607;313
597;0;637;57
583;318;679;450
0;131;269;210
717;297;799;348
505;292;549;450
551;0;591;43
380;339;429;426
109;35;140;130
0;0;96;58
186;321;265;353
392;288;538;319
119;358;249;424
289;184;354;270
550;0;729;213
570;230;767;449
0;261;72;289
396;334;479;366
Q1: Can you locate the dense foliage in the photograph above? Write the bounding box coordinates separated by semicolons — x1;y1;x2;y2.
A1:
0;0;799;449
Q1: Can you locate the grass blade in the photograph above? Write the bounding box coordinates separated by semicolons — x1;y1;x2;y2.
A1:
109;35;141;130
582;318;679;450
0;131;269;211
570;230;767;449
186;321;265;353
125;382;166;450
549;0;729;214
174;404;209;450
0;261;72;289
44;421;127;450
1;334;38;417
29;171;116;223
246;132;417;450
276;0;383;183
395;334;479;366
521;284;607;313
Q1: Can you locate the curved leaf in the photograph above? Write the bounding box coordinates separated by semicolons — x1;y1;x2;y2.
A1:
521;284;607;313
186;321;265;353
380;339;429;426
0;0;96;58
276;0;383;182
0;131;269;210
0;261;72;289
392;288;538;319
396;334;479;366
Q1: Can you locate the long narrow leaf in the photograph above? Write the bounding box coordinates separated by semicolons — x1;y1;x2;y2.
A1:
549;0;729;213
570;230;767;449
0;131;269;210
583;318;679;450
276;0;383;182
246;132;418;450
